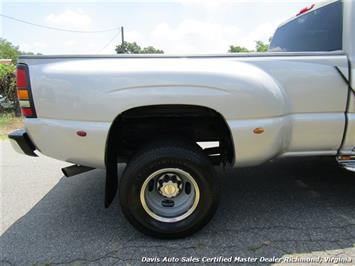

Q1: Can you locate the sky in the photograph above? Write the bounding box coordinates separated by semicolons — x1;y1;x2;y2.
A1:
0;0;324;55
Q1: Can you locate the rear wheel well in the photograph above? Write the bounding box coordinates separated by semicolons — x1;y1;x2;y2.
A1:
105;105;234;166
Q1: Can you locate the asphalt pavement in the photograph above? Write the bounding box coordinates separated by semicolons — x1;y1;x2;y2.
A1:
1;139;355;265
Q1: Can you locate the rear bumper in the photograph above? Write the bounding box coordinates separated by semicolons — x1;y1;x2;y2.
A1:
8;129;37;157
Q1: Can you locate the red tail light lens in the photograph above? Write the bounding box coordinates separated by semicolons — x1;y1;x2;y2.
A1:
297;4;315;16
21;108;33;117
16;68;27;88
16;64;37;118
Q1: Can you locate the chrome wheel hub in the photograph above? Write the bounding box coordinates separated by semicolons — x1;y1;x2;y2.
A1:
140;168;200;223
157;174;182;198
160;181;179;198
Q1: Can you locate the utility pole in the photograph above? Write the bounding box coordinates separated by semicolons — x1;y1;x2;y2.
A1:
121;26;124;46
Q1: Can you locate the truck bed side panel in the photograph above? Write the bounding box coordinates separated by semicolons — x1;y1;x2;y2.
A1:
21;55;348;167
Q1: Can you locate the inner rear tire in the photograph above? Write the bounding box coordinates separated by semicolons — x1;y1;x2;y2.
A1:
119;140;220;238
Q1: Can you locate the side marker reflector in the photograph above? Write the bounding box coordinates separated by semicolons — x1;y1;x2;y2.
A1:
339;155;352;161
76;131;87;137
253;128;265;134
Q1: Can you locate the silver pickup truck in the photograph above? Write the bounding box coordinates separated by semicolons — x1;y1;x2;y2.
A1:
9;0;355;238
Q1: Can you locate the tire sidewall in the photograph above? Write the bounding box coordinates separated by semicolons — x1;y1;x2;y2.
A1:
119;148;219;238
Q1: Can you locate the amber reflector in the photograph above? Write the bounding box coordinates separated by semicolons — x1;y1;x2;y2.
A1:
17;89;29;100
340;155;352;161
253;128;265;134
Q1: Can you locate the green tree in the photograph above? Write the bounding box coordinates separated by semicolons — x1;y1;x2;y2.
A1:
115;41;164;54
115;41;141;54
0;38;41;115
0;38;42;63
256;41;269;52
0;38;21;63
0;38;20;115
228;45;251;53
141;46;164;54
228;40;270;53
0;64;20;115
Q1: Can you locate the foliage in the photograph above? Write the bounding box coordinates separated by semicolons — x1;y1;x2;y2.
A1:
0;38;21;63
0;64;20;116
0;64;16;80
256;41;269;52
229;40;270;53
115;42;140;54
115;41;164;54
0;112;23;139
0;38;40;115
228;45;252;53
0;38;42;63
141;46;164;54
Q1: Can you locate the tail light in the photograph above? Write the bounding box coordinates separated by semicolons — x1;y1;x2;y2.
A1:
16;64;37;118
297;4;315;16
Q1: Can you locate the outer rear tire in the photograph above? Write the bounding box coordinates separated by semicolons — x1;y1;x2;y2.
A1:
119;140;220;238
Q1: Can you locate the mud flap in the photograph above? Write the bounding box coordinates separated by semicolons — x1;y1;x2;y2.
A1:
105;151;118;208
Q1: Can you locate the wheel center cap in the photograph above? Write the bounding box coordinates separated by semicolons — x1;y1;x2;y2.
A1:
164;184;176;195
160;181;179;198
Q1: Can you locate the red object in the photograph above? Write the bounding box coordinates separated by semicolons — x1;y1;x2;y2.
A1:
76;130;87;137
21;107;33;117
16;68;27;88
297;4;315;16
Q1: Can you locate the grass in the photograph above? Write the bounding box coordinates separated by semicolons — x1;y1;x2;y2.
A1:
0;112;24;140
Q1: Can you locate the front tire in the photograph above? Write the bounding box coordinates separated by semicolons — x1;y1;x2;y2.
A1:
119;141;220;238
